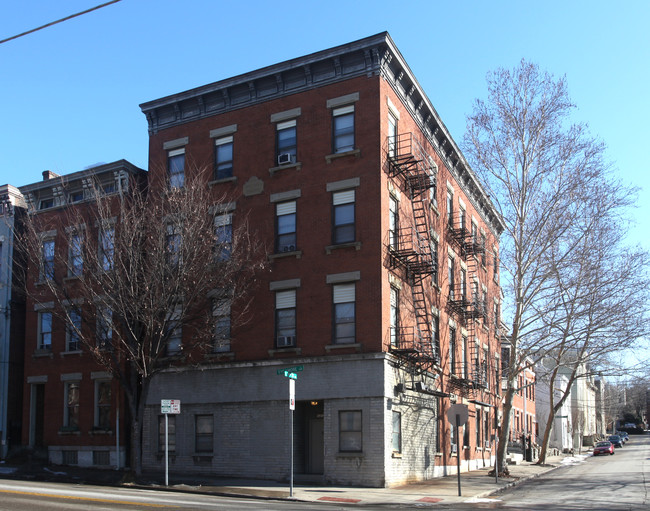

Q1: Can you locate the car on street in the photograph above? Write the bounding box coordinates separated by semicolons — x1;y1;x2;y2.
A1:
608;434;623;448
619;431;629;443
593;440;614;455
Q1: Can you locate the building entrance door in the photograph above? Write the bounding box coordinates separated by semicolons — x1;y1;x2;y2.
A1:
30;384;45;448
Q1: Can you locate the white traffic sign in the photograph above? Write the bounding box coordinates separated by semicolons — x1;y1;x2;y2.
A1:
289;378;295;410
446;403;469;427
161;399;181;414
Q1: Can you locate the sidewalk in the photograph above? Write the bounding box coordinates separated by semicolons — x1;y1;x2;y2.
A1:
0;454;579;506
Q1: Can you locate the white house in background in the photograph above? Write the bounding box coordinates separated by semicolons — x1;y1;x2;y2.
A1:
536;369;573;453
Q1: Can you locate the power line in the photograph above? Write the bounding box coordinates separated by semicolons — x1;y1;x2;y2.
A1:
0;0;123;46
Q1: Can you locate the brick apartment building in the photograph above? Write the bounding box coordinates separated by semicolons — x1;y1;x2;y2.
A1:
18;161;144;467
136;32;505;486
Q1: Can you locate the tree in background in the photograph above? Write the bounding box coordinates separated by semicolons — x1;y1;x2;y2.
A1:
463;60;649;474
17;170;265;475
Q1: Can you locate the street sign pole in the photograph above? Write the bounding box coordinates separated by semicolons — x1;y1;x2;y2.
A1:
456;414;462;496
289;378;295;498
165;413;169;486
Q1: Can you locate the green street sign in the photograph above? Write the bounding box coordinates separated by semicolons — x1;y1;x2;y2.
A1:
284;371;298;380
276;365;304;376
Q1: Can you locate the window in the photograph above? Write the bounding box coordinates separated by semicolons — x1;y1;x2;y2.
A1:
65;382;80;429
168;148;185;189
69;190;84;203
431;315;440;359
41;239;55;280
165;304;182;355
68;233;83;277
450;416;456;453
95;381;111;430
332;190;355;244
38;311;52;349
96;306;113;349
66;309;82;351
481;233;487;266
448;257;455;300
276;120;297;164
333;283;355;344
339;410;362;452
276;201;297;253
461;335;468;379
459;207;466;231
476;408;482;447
332;105;354;153
463;422;470;448
431;237;439;284
99;226;115;271
388;195;399;250
390;286;399;347
447;192;454;228
213;296;231;352
484;409;491;447
471;222;478;244
275;290;296;347
214;136;233;179
215;214;232;261
166;225;182;267
158;415;175;453
493;250;499;279
392;411;401;453
449;326;456;375
39;198;54;210
460;268;467;300
388;112;397;158
195;415;214;453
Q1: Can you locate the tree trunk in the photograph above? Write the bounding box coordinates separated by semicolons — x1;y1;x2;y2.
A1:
497;385;515;474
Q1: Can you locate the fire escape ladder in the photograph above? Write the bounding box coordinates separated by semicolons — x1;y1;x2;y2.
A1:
386;132;438;369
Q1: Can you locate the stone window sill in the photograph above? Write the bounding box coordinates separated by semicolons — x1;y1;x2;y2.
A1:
325;241;362;254
268;250;302;260
208;176;237;186
325;149;361;163
325;343;361;352
268;347;301;357
269;162;302;175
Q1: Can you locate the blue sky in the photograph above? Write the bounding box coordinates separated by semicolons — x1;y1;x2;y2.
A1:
1;0;648;252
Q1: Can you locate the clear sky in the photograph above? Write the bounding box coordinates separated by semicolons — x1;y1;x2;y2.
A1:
2;0;648;252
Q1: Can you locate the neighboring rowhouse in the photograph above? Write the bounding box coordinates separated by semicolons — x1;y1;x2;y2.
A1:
139;32;504;487
18;162;144;467
0;185;27;459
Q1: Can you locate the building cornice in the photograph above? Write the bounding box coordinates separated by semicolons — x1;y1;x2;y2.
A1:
139;32;504;236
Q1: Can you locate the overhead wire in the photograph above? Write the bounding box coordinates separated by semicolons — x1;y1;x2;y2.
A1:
0;0;123;45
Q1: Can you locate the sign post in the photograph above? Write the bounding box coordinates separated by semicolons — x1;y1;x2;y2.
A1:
277;366;303;497
161;399;181;486
446;404;468;497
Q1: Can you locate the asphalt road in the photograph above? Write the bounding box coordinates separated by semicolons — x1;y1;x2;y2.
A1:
474;434;650;510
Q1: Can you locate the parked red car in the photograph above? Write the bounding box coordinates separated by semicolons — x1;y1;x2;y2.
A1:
593;441;615;455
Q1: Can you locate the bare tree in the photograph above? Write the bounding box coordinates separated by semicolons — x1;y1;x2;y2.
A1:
17;169;265;475
463;60;648;474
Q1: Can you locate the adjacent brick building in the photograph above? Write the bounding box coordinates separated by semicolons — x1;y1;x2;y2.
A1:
138;32;505;486
18;162;144;467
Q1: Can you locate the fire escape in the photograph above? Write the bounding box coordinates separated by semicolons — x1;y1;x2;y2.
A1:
446;212;489;394
385;133;439;371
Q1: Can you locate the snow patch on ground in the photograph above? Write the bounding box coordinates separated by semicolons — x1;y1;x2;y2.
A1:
464;497;503;503
560;454;590;465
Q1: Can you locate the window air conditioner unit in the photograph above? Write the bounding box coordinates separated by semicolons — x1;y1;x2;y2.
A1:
485;440;490;448
278;153;293;165
277;335;295;347
451;443;457;453
282;245;296;252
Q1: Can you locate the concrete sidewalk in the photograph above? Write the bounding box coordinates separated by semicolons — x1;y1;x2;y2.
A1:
1;454;575;506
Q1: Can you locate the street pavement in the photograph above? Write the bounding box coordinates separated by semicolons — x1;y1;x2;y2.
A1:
0;454;574;506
